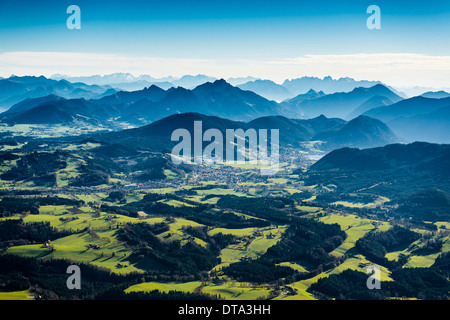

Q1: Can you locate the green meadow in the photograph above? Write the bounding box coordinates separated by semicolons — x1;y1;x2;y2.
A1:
319;213;390;256
209;226;285;269
0;290;35;300
125;281;202;294
7;231;142;274
332;196;390;209
125;280;272;300
201;282;272;300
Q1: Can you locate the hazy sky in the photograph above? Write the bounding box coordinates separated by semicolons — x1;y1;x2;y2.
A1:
0;0;449;87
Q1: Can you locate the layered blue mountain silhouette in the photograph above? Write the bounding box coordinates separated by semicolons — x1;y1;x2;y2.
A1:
280;84;403;119
0;76;113;111
0;75;449;145
420;91;450;99
363;96;450;143
311;141;450;176
94;112;399;152
49;74;405;101
237;80;293;101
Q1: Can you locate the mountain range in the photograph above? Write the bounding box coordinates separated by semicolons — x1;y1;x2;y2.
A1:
312;115;399;149
7;79;403;124
420;91;450;99
50;74;406;101
311;141;450;176
0;76;114;111
94;112;399;152
282;76;381;95
51;73;177;86
237;80;293;101
1;76;449;145
280;84;404;119
2;79;280;125
363;96;450;143
306;141;450;204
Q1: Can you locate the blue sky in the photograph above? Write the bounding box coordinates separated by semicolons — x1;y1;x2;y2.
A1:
0;0;449;87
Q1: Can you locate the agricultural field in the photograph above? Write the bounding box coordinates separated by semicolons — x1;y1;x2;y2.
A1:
331;196;390;209
0;290;35;300
2;182;448;300
125;280;272;300
319;213;390;256
7;230;142;274
210;225;286;268
0;139;448;301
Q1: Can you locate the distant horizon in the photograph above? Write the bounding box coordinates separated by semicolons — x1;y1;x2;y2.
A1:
1;52;450;91
2;72;384;84
2;72;449;98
